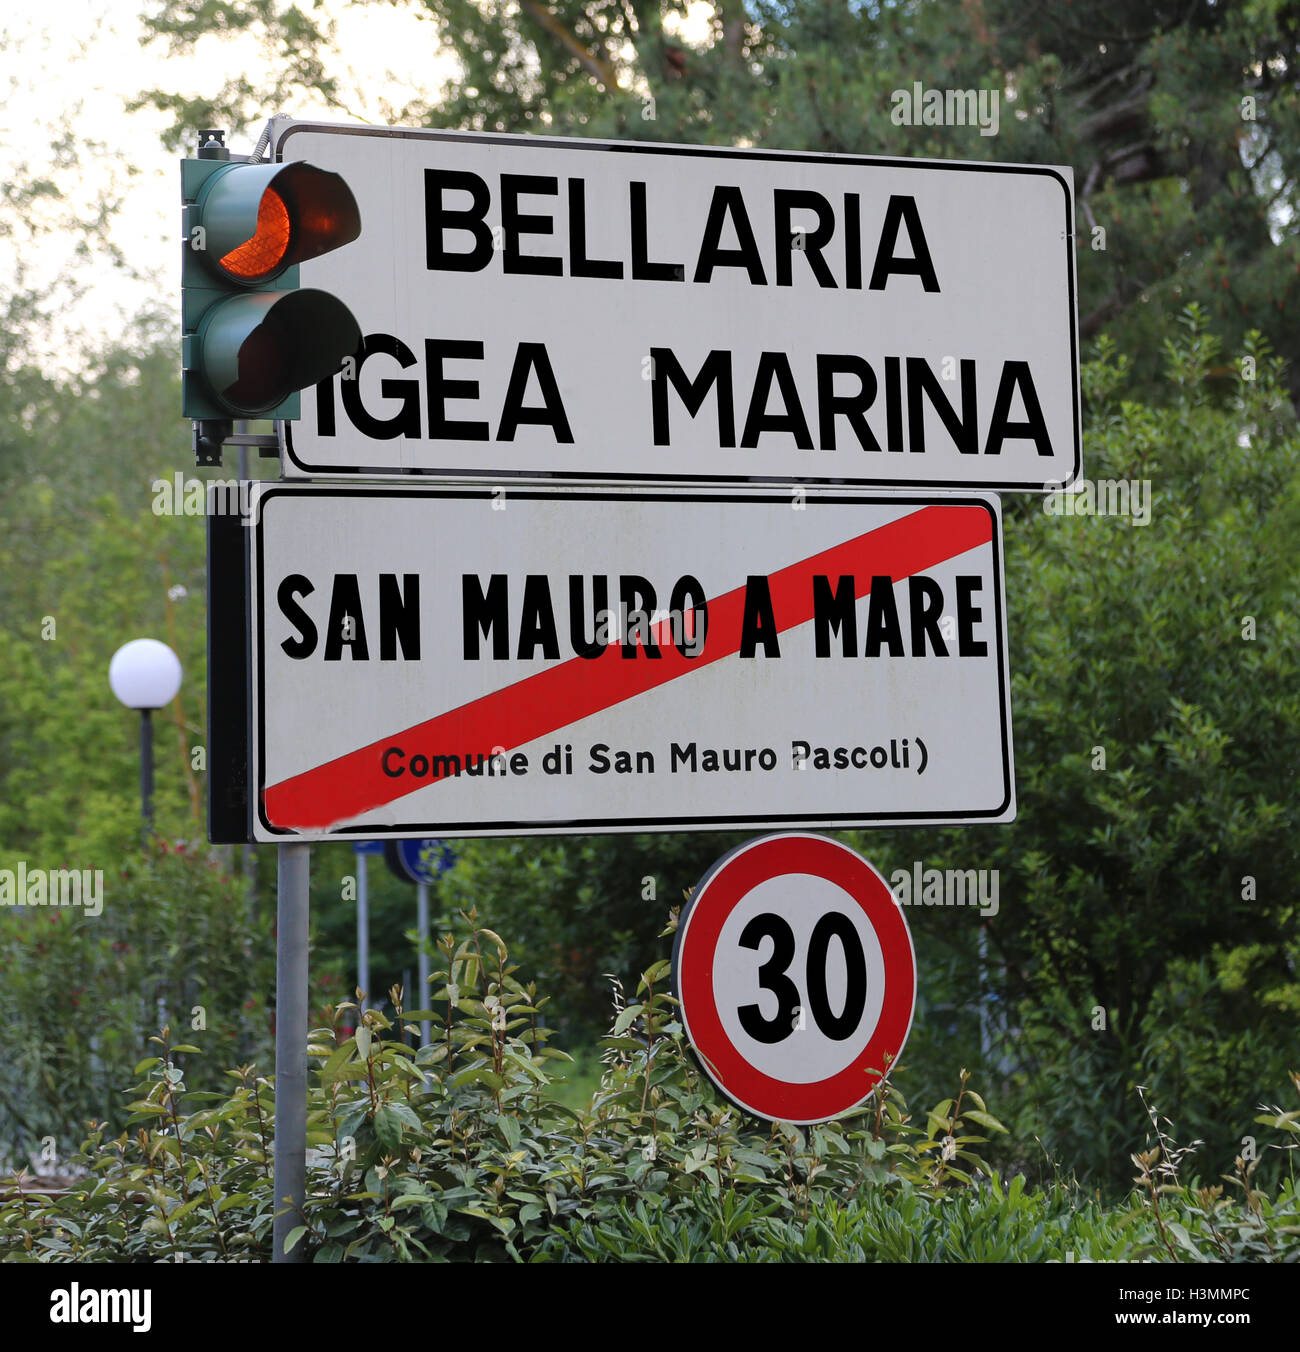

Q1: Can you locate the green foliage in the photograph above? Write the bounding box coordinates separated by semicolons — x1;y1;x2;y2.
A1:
0;330;281;867
0;915;997;1260
0;844;276;1161
134;0;344;152
966;311;1300;1190
3;918;1297;1263
432;833;735;1039
542;1161;1300;1263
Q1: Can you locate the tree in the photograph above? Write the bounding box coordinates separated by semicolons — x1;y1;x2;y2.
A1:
139;1;1300;397
916;313;1300;1186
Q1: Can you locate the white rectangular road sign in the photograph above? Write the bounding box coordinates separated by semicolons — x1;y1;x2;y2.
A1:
274;119;1080;492
247;484;1014;841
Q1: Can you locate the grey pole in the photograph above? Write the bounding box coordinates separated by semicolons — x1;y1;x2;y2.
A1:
416;881;431;1047
244;844;258;921
138;708;156;1030
357;849;370;1011
139;708;154;845
273;841;311;1263
978;924;992;1065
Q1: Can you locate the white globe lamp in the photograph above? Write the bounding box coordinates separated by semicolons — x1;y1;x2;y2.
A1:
109;639;182;841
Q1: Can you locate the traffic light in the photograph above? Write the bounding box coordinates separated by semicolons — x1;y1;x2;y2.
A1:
181;130;362;456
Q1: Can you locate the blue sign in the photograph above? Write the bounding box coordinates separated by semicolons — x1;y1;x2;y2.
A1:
352;840;385;855
385;838;456;885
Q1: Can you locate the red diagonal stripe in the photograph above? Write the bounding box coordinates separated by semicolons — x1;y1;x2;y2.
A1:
263;504;992;830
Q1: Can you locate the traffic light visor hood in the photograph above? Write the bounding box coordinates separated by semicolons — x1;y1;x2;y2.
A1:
196;161;361;285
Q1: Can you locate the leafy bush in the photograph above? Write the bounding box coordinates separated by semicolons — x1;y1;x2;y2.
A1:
0;843;277;1165
876;314;1300;1191
541;1165;1300;1263
2;914;1296;1263
431;832;738;1040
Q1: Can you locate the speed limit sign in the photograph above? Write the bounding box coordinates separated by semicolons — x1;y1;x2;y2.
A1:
672;833;916;1124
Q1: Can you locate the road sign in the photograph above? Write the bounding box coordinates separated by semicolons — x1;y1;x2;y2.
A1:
673;832;916;1124
271;117;1080;492
385;838;455;885
235;483;1013;842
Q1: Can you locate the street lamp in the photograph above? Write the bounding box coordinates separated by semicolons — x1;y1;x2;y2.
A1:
109;639;182;843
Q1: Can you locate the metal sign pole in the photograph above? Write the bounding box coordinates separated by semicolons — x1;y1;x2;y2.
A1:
138;708;154;845
357;848;370;1011
272;841;310;1263
416;880;431;1047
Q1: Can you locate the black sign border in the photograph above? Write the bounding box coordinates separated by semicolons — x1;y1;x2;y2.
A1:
276;122;1081;495
207;504;252;843
250;484;1013;840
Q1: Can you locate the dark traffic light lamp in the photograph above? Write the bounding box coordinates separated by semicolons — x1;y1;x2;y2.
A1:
181;129;362;464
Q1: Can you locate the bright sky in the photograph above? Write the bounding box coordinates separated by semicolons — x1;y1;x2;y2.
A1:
0;0;450;371
0;0;713;373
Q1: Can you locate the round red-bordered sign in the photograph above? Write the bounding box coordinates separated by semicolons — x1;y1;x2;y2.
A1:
672;833;916;1124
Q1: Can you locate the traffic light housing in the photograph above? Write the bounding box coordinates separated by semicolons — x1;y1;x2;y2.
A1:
181;137;362;432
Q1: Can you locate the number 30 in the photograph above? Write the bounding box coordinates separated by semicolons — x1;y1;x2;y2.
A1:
737;912;867;1044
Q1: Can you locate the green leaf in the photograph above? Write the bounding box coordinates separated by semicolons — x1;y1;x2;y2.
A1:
168;1197;204;1223
452;1066;505;1092
638;959;672;991
476;927;509;957
374;1104;404;1152
612;1004;644;1036
282;1226;309;1254
1166;1221;1206;1259
963;1109;1008;1134
319;1041;358;1082
502;1048;547;1081
387;1102;422;1132
599;1037;646;1052
497;1114;522;1151
391;1192;441;1211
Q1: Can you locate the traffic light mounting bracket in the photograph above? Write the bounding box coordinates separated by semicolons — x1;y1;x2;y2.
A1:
192;419;281;468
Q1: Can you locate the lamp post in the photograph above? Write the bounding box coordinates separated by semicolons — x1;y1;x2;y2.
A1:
109;639;182;845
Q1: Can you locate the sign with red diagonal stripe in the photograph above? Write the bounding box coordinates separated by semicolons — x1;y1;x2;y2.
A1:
244;484;1013;841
